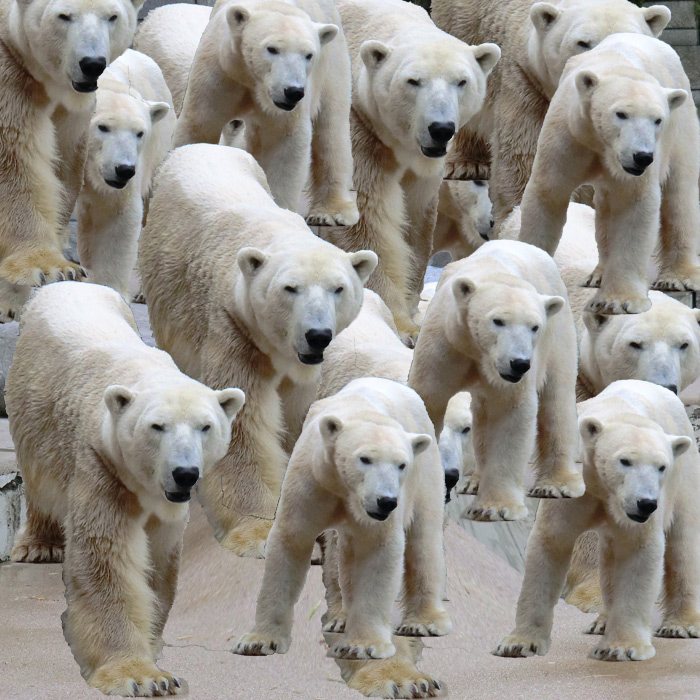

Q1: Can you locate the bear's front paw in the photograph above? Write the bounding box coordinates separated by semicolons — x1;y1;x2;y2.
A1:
444;158;490;182
89;659;184;697
582;267;603;288
653;264;700;293
11;541;64;564
347;660;446;698
232;631;290;656
585;615;607;635
458;473;480;495
0;250;87;287
492;634;549;658
656;615;700;639
306;201;359;228
591;639;655;661
323;615;347;633
393;316;421;348
396;610;452;638
585;291;651;315
328;637;396;660
529;473;584;499
463;499;529;522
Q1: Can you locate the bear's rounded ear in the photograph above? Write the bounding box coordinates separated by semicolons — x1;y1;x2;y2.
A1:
410;433;432;456
451;276;476;302
579;416;603;443
472;43;501;77
360;40;392;71
319;415;343;444
530;2;561;34
583;312;610;334
104;385;135;416
131;0;146;9
316;23;339;46
148;101;170;125
216;388;246;420
643;5;671;37
349;250;378;284
666;88;687;112
237;247;268;279
226;5;250;30
543;294;564;318
669;434;692;458
576;70;599;99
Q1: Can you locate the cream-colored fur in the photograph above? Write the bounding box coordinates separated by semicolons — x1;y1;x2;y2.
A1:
495;380;700;661
143;0;357;225
77;49;175;298
409;240;581;521
519;34;700;315
0;0;142;319
432;0;670;228
7;281;244;696
139;144;376;558
232;378;450;661
319;0;500;344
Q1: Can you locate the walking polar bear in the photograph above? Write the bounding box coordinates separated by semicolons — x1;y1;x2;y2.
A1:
319;0;500;343
8;282;244;695
519;34;700;315
432;0;671;227
495;381;700;662
0;0;142;318
409;240;581;521
78;49;176;298
233;378;450;660
139;144;376;558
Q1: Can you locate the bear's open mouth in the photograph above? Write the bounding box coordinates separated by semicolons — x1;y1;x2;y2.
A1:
499;372;522;383
623;166;645;177
367;510;390;521
165;490;192;503
274;101;296;111
72;80;99;93
421;145;447;158
626;512;649;523
298;352;324;365
105;179;129;189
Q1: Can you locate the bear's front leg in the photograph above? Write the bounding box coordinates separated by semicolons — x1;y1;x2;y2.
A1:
444;124;490;182
320;530;347;633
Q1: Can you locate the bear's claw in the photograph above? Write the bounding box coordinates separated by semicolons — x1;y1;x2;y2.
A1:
585;616;607;635
591;641;655;661
585;294;651;315
463;502;529;522
655;622;700;638
492;635;548;658
322;617;346;633
231;633;289;656
328;639;395;660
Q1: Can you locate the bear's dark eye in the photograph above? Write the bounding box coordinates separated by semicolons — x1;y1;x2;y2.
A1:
136;131;144;138
398;463;406;471
151;424;165;432
680;342;689;350
267;47;279;55
659;465;667;472
284;285;298;294
305;53;313;61
98;124;110;133
458;79;467;87
577;40;591;49
360;456;372;465
407;78;420;87
493;318;505;327
616;111;628;120
58;13;71;21
532;325;539;332
620;458;632;467
335;286;344;294
202;424;211;433
462;426;471;435
108;13;118;22
655;118;662;126
473;180;485;187
629;341;642;350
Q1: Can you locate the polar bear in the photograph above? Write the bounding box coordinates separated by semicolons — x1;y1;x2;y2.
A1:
433;179;493;263
494;380;700;662
519;34;700;315
7;281;244;695
0;0;142;318
140;0;358;226
139;144;376;558
77;49;175;299
232;377;450;659
432;0;670;228
408;240;580;521
316;0;499;343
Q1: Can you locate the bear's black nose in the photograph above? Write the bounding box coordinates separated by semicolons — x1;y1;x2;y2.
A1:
510;358;531;376
664;384;678;395
305;328;332;351
172;467;200;489
79;56;107;79
115;164;136;182
444;468;459;493
376;496;398;515
633;151;654;168
428;121;456;144
284;86;305;104
637;498;658;516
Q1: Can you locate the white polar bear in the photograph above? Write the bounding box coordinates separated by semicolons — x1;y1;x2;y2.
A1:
232;377;450;659
433;179;493;262
519;33;700;315
495;380;700;662
138;0;358;225
409;240;581;521
7;281;244;695
77;49;176;298
139;144;376;557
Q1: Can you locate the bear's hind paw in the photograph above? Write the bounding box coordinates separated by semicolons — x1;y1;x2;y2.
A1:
323;616;346;633
655;620;700;638
585;294;651;315
585;616;607;635
89;660;183;697
11;541;64;563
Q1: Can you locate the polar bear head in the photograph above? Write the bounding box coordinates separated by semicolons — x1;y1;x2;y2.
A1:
103;379;244;508
236;242;377;372
86;85;170;192
528;0;670;96
357;36;500;163
319;412;431;523
439;391;473;501
575;68;686;178
224;3;338;113
449;274;564;386
582;292;700;396
579;408;690;527
11;0;142;102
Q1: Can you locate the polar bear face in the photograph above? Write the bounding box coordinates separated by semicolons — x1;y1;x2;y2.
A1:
319;414;431;523
439;391;473;498
528;0;670;96
579;414;690;526
103;382;244;509
86;90;170;191
13;0;141;99
237;245;377;369
583;293;700;396
358;38;500;161
576;70;686;178
226;5;338;113
450;277;564;386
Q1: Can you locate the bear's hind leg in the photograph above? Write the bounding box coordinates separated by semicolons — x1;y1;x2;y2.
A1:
11;502;64;563
562;531;604;614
